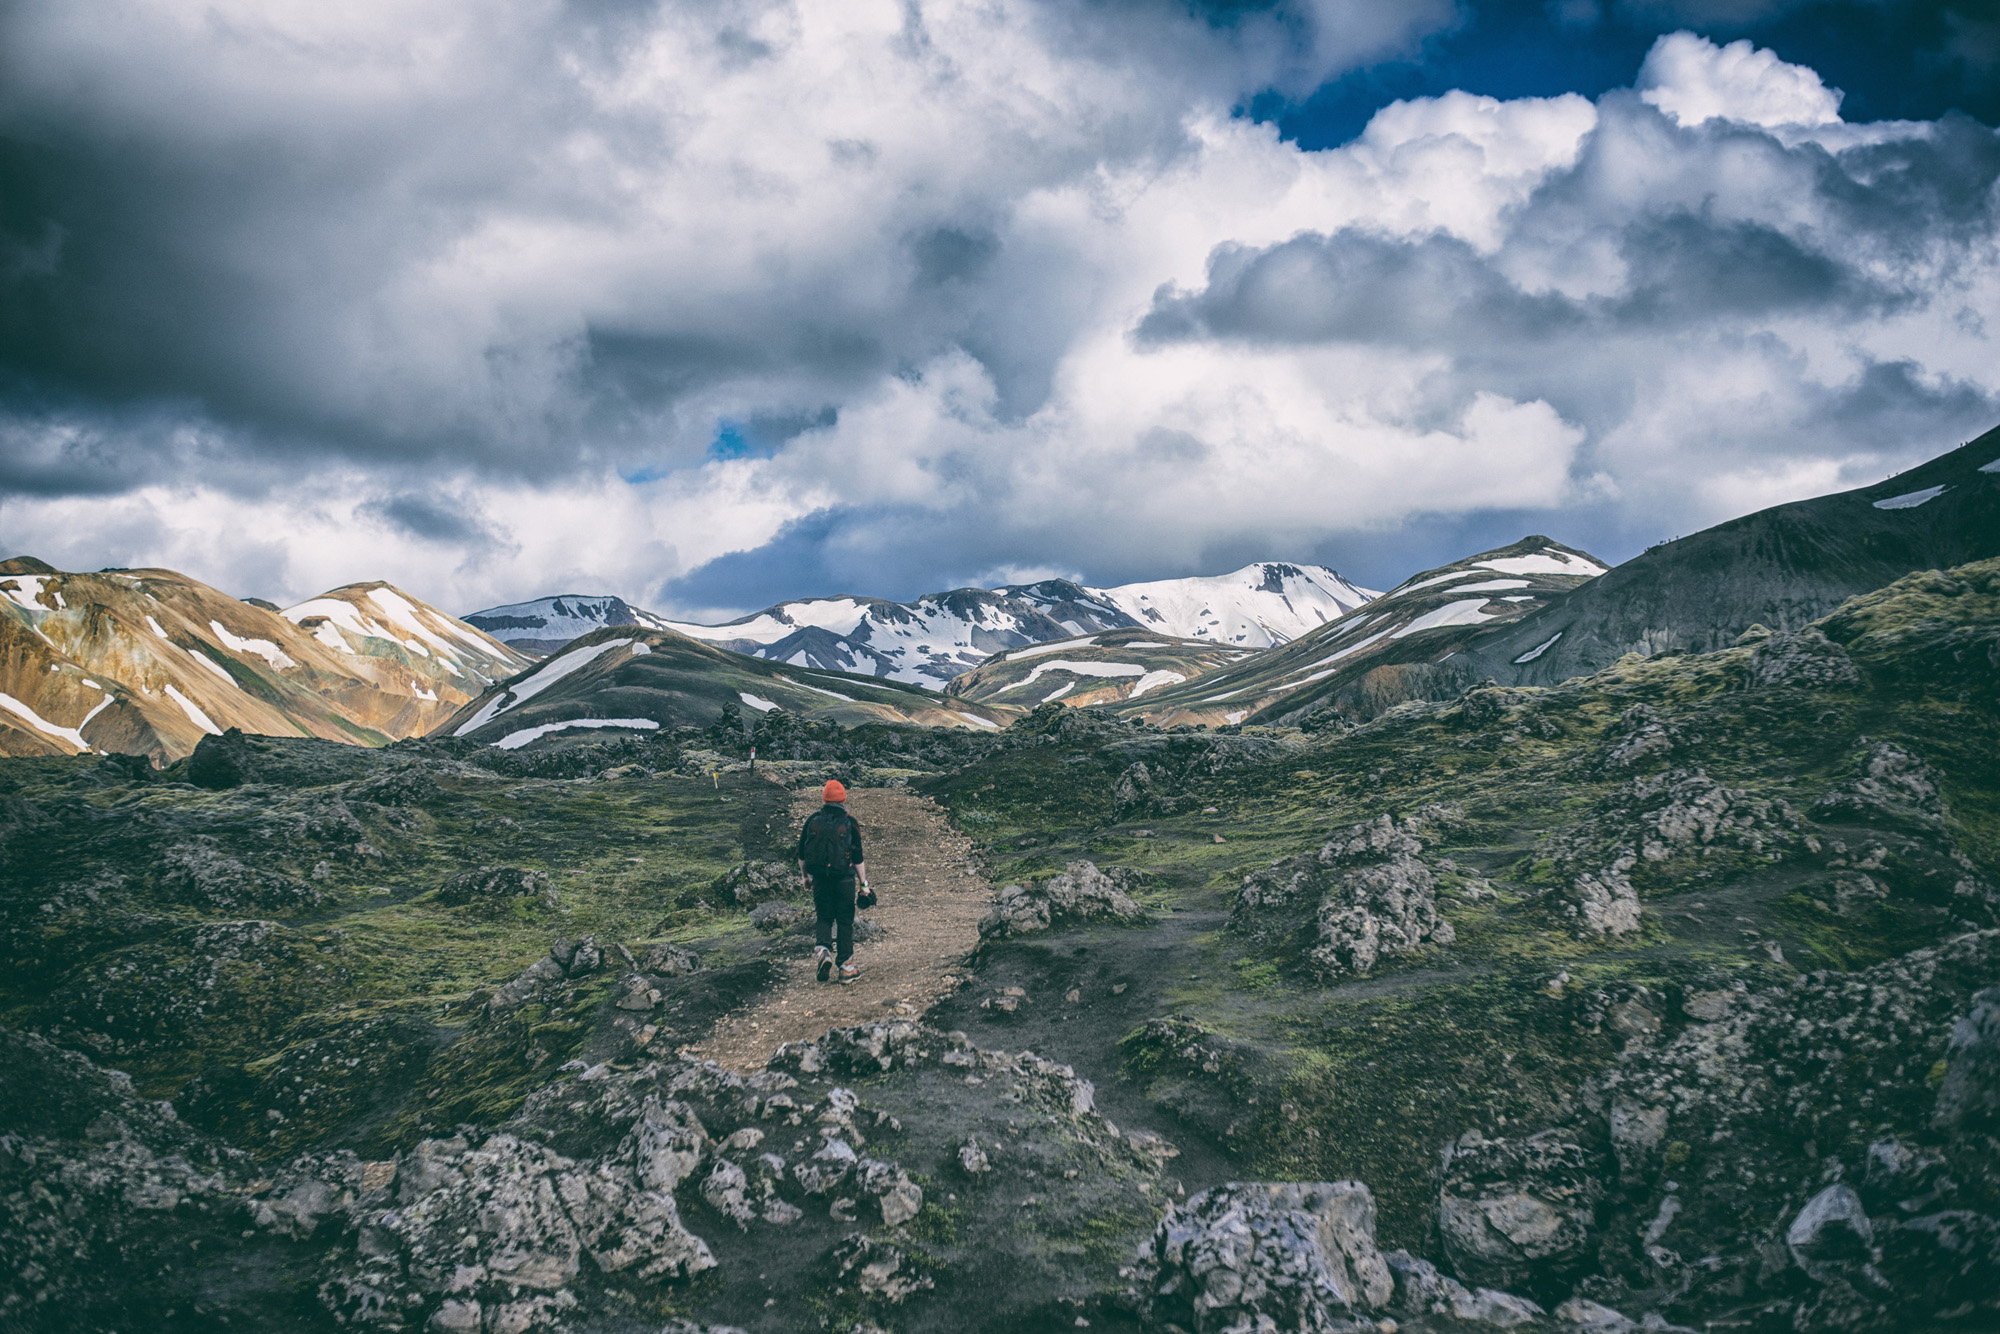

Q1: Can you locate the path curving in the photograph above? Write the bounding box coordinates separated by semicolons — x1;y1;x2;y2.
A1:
686;785;991;1073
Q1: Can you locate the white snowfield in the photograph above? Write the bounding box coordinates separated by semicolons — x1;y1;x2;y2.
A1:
164;684;221;735
738;692;780;712
1872;485;1948;510
0;575;53;613
1095;563;1376;645
1474;548;1608;577
0;691;100;752
1014;660;1149;690
454;636;639;736
1126;669;1188;700
209;619;296;669
495;717;659;750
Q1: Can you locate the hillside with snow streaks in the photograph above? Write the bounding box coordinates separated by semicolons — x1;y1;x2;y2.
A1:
464;562;1376;687
1118;538;1605;728
0;560;528;761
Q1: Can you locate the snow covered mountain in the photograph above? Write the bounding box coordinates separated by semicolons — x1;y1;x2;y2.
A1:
462;595;675;657
0;558;528;761
463;563;1377;688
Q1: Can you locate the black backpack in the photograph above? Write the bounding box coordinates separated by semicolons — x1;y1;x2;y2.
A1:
800;809;854;878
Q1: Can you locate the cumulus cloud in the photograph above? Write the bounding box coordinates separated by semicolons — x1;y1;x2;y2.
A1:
1637;31;1842;127
0;3;1996;612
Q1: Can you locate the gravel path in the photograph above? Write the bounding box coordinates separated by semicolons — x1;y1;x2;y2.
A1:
688;785;990;1073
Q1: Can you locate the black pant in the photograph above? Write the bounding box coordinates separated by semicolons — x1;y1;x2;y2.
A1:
813;875;856;964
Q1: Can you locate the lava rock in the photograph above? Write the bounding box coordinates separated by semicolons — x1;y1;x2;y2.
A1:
978;860;1143;939
1438;1129;1602;1291
1136;1180;1394;1332
438;864;557;909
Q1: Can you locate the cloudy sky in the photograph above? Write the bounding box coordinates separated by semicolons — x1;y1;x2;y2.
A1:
2;0;1996;618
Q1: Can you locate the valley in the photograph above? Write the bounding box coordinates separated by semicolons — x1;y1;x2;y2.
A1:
3;433;2000;1333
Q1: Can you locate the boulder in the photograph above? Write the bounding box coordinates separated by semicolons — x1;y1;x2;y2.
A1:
1438;1130;1602;1291
978;861;1142;939
1136;1180;1394;1332
438;865;556;909
1235;815;1454;977
1748;625;1861;689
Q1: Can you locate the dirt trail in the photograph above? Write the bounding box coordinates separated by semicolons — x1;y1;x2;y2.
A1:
688;785;990;1073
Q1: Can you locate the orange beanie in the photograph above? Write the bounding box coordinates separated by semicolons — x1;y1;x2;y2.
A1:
823;780;847;803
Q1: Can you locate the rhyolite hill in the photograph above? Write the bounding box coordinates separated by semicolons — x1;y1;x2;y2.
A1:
3;435;2000;1334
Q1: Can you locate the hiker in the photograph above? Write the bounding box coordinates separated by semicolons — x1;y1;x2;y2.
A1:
798;779;869;983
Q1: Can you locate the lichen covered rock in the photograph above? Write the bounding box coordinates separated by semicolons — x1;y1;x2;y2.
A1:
1135;1180;1394;1332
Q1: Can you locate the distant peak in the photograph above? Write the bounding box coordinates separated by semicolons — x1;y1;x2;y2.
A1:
0;555;59;575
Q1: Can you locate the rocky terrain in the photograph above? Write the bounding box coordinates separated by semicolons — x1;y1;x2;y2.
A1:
0;558;528;762
3;535;1998;1331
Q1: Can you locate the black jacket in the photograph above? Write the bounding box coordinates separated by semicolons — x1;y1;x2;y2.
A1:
797;803;864;878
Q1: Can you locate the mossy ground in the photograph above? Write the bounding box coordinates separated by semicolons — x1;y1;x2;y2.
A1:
0;750;795;1161
922;564;2000;1248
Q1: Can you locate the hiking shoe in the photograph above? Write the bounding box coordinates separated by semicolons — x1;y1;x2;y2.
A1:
839;963;861;983
814;947;833;983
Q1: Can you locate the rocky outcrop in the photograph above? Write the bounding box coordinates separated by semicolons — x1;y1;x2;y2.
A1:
1747;625;1862;689
317;1114;716;1330
1813;740;1947;830
979;860;1144;939
438;865;556;909
715;859;794;906
1542;768;1803;937
1234;814;1454;977
1134;1180;1394;1331
1437;1129;1604;1292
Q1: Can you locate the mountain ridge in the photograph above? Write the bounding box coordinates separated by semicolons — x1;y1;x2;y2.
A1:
464;562;1379;686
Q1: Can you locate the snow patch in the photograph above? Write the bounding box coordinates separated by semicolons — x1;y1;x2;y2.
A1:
0;575;52;613
1041;682;1074;703
413;685;438;701
209;619;297;669
1394;598;1503;637
1111;640;1170;649
738;692;780;712
453;637;636;736
146;615;171;639
1225;711;1248;724
1447;578;1531;593
1514;631;1564;664
1126;669;1187;700
0;691;96;752
1015;660;1148;691
779;676;855;701
1872;485;1948;510
164;684;221;735
494;717;659;750
952;711;999;729
1001;637;1098;661
1475;550;1607;577
1980;457;2000;474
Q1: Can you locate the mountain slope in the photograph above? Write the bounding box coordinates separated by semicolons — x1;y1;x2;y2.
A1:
1459;429;2000;687
436;625;1014;747
465;563;1377;685
1114;538;1606;727
0;559;529;761
944;627;1256;709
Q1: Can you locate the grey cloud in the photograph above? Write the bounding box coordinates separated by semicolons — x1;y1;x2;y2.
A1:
360;494;494;546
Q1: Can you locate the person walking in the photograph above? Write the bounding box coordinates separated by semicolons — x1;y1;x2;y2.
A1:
798;779;869;983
